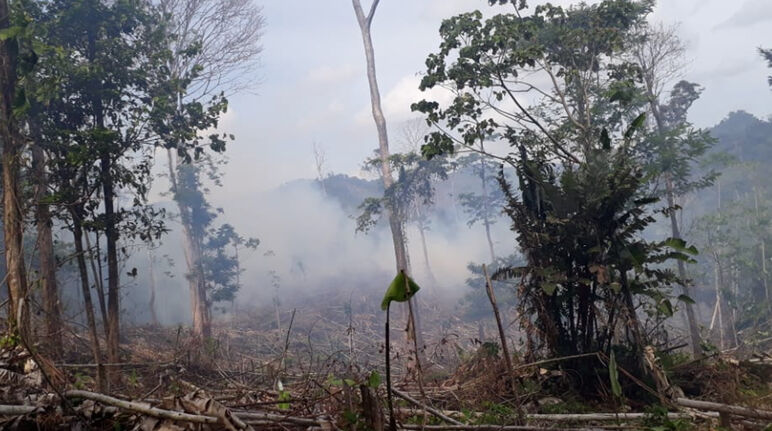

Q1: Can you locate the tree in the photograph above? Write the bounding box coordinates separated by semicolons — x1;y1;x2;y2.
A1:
760;47;772;87
0;0;31;340
414;0;697;392
629;24;716;358
352;0;424;349
156;0;263;340
457;153;505;263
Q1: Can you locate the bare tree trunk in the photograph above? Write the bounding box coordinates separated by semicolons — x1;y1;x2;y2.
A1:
755;188;770;311
352;0;422;348
478;147;497;263
84;232;109;338
649;97;702;358
147;249;159;326
0;0;29;339
167;150;210;339
664;177;703;358
416;220;437;287
31;142;62;356
71;208;106;392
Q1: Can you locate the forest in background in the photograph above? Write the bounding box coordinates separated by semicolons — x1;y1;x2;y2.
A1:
0;0;769;430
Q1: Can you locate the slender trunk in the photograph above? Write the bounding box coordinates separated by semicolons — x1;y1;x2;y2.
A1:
84;232;108;338
31;142;61;356
620;271;647;368
83;232;108;337
755;189;770;310
713;255;725;350
71;209;106;392
147;249;159;326
0;0;29;338
649;93;702;358
353;0;422;350
482;264;519;402
665;177;703;358
416;221;436;287
479;147;496;263
85;20;120;371
100;145;121;374
167;150;210;339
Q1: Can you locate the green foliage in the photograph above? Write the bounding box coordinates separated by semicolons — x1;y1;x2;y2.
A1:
356;150;452;234
0;334;20;349
367;370;381;388
381;270;421;310
643;405;693;431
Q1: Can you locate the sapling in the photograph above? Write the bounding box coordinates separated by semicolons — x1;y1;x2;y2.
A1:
381;270;421;431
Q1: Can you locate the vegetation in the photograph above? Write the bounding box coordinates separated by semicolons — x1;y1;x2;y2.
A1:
0;0;769;430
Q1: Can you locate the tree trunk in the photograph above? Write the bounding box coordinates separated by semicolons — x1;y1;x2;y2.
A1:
84;232;109;338
100;144;121;379
31;141;62;356
71;208;106;392
479;148;496;263
147;249;159;326
86;19;120;373
352;0;423;349
167;150;210;339
0;0;29;339
649;94;703;359
417;221;437;287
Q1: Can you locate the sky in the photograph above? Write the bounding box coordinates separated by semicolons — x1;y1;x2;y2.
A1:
213;0;772;199
136;0;772;320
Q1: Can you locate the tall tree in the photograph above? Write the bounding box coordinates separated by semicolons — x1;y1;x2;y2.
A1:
0;0;30;339
352;0;424;348
157;0;263;340
629;24;715;358
457;153;504;263
415;0;697;389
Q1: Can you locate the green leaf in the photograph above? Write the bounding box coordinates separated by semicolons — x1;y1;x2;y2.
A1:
608;350;622;398
277;390;290;410
677;294;695;304
0;26;23;41
657;299;674;317
608;282;621;294
600;128;611;150
662;238;699;255
368;370;381;388
541;282;557;296
624;113;646;139
381;270;421;310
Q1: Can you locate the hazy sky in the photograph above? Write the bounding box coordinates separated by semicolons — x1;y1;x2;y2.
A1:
212;0;772;198
138;0;772;320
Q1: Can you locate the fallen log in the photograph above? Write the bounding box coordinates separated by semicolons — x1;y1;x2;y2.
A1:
0;405;38;416
675;398;772;421
64;390;219;425
396;408;716;422
235;411;322;427
392;388;462;425
398;425;627;430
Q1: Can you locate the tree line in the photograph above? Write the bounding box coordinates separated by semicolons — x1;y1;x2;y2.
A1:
0;0;262;391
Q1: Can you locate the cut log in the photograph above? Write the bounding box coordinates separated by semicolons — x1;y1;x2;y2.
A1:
64;390;219;424
392;388;462;425
0;405;38;415
676;398;772;421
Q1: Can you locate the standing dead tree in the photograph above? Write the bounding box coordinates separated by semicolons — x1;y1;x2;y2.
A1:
352;0;424;349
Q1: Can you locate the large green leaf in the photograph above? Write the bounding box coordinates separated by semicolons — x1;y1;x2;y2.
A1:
381;270;421;310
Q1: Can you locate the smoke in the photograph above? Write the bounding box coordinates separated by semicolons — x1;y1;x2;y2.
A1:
122;169;514;325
